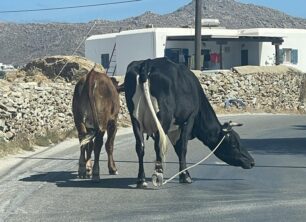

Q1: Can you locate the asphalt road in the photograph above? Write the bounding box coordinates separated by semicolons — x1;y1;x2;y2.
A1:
1;114;306;222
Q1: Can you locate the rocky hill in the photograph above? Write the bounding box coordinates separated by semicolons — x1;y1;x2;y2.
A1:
1;0;306;66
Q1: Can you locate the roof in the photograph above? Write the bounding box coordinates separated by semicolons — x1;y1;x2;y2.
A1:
86;27;306;43
86;33;117;41
167;35;284;44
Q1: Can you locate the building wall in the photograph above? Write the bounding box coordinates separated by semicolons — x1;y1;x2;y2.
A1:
260;31;306;72
259;42;276;66
85;28;306;75
220;42;240;69
154;32;167;58
116;32;155;75
240;41;260;65
281;34;305;70
85;37;115;66
164;40;259;70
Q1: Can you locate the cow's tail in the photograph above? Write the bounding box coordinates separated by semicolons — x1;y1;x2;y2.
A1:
80;64;100;146
142;76;168;161
80;133;95;146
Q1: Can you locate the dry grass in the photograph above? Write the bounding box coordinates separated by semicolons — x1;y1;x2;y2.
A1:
0;133;33;157
0;128;78;158
34;128;78;146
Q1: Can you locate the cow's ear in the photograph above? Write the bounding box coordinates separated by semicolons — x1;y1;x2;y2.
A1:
110;77;124;93
110;77;119;86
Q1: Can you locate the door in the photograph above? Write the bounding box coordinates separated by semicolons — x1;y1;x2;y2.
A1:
241;49;248;66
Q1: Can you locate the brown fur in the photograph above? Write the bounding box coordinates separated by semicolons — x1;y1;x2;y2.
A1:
72;68;120;180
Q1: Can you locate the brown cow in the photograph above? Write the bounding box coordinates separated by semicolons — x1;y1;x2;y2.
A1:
72;66;123;181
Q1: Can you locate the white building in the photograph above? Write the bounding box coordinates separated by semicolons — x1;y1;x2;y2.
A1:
85;27;306;76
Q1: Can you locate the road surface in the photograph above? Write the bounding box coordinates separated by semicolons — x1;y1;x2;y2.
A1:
1;114;306;222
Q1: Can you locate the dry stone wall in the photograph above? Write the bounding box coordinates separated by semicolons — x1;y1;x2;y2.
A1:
198;69;305;112
0;68;305;143
0;81;74;142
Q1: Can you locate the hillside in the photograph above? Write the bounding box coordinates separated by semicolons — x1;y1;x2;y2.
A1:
1;0;306;66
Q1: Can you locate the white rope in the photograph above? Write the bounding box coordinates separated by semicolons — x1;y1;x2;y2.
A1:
54;21;97;80
162;135;226;185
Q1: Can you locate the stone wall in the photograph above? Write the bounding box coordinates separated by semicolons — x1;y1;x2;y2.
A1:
197;68;305;112
0;67;305;144
0;81;74;142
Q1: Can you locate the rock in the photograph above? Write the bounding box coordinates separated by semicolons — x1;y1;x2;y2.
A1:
0;119;6;131
5;131;14;140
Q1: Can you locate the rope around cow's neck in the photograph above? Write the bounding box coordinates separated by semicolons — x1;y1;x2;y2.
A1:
162;135;226;185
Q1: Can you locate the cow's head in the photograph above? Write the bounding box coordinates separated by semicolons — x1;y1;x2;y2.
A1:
214;121;255;169
110;77;125;93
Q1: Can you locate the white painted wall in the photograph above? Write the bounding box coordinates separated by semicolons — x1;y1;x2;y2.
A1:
281;33;306;71
222;42;240;68
154;31;167;58
259;42;276;66
116;31;155;75
255;29;306;71
85;34;116;66
85;28;306;75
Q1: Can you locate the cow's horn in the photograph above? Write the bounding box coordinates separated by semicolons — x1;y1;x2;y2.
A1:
222;122;231;132
229;121;243;127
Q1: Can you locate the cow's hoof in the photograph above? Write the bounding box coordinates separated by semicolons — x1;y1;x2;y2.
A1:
152;172;163;187
136;180;148;189
86;169;92;178
92;174;100;183
109;170;118;175
179;172;192;184
79;175;86;179
78;167;87;179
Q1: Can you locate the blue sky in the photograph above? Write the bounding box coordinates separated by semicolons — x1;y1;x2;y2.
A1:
0;0;305;23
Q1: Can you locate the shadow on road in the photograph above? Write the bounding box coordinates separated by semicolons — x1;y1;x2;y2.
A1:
19;170;247;190
242;137;306;156
19;171;142;189
292;125;306;130
17;134;306;188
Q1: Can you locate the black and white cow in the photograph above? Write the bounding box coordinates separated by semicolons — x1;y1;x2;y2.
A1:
124;58;255;188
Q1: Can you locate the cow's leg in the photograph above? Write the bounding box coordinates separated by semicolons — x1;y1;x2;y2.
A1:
154;110;171;176
173;120;194;184
85;140;93;178
76;122;90;179
152;132;164;187
153;132;163;174
105;119;118;175
79;144;87;179
131;116;147;188
92;130;105;182
79;141;93;179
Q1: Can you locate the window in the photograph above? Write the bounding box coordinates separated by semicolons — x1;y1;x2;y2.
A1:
164;48;188;66
280;48;298;64
101;54;110;69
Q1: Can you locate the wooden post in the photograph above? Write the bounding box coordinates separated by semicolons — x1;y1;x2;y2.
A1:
275;44;280;65
195;0;202;70
219;44;223;69
217;40;227;69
